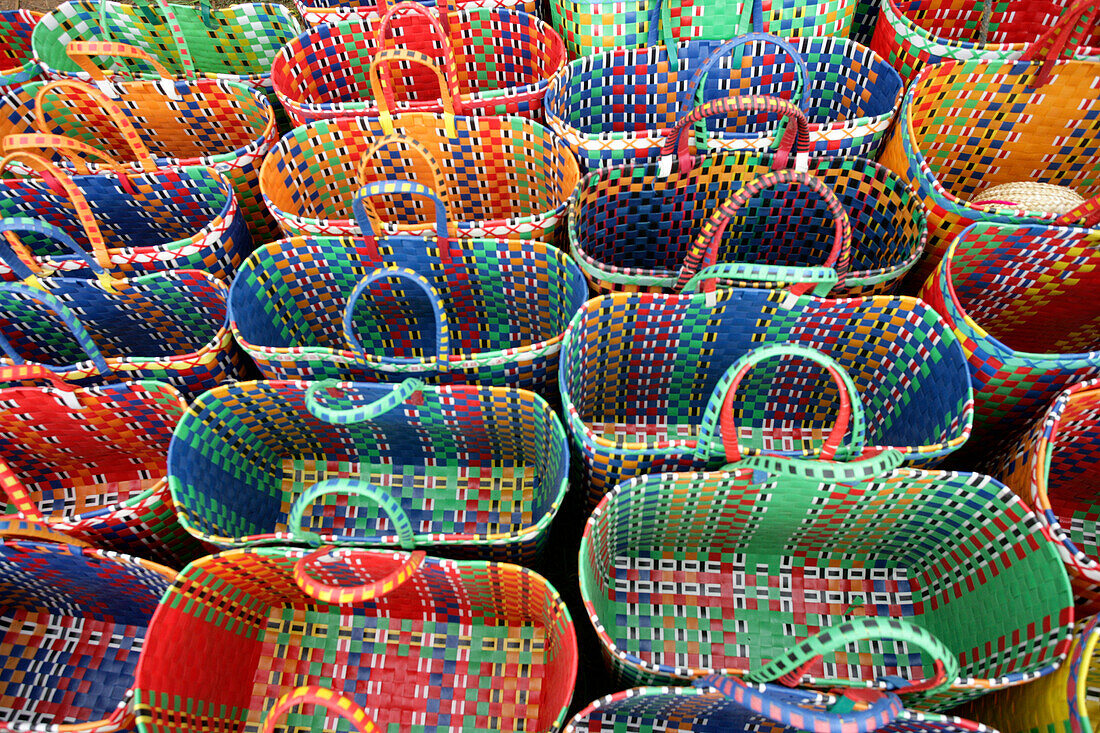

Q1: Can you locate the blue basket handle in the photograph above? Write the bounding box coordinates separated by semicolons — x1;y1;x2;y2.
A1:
694;343;865;463
305;378;425;425
681;34;810;118
0;218;109;284
287;477;418;549
343;267;451;371
650;0;760;64
352;181;451;239
0;282;112;375
694;676;905;732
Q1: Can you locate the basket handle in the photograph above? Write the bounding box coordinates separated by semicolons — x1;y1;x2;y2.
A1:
33;81;159;172
0;218;111;287
694;344;865;463
356;136;454;232
681;34;810;117
679;262;839;296
343;267;451;371
647;0;759;61
96;0;200;71
694;676;904;732
305;378;425;425
0;363;83;399
353;180;453;239
293;546;426;604
260;687;378;733
368;48;461;135
743;617;959;698
66;41;174;82
660;96;810;176
1054;193;1100;228
0;517;93;546
1022;0;1100;87
0;282;112;375
287;478;418;549
732;448;906;484
2;133;134;182
674;169;852;295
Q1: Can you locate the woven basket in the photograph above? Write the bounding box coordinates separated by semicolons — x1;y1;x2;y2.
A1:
295;0;537;27
271;3;565;125
878;0;1100;283
544;34;902;169
132;546;578;732
0;10;43;89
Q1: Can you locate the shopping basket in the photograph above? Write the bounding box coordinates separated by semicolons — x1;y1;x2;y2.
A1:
296;0;537;28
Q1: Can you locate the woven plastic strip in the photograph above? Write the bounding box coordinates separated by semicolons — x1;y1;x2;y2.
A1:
0;10;43;89
544;35;901;169
167;379;569;562
295;0;537;26
260;687;378;733
0;76;279;244
270;2;565;125
132;546;577;732
917;221;1100;439
878;0;1100;283
579;448;1073;710
559;287;972;502
0;537;174;733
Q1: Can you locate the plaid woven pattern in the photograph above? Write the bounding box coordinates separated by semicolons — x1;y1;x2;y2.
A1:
132;547;577;732
230;234;587;394
261;112;579;241
0;269;244;396
917;222;1100;437
270;9;566;125
544;36;902;168
296;0;538;26
579;456;1073;710
0;79;280;244
878;16;1100;284
168;379;568;562
0;539;174;733
0;11;43;89
559;288;973;503
0;162;248;282
0;376;209;566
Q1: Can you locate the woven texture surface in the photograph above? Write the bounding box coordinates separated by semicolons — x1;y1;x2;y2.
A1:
295;0;538;26
0;10;43;88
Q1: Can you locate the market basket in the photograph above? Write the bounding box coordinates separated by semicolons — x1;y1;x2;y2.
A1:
295;0;537;28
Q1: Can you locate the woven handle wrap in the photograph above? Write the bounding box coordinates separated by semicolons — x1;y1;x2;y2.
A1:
287;478;418;549
683;34;811;115
0;218;109;289
0;282;112;374
356;138;453;231
674;169;852;296
368;48;461;136
695;676;904;732
353;180;452;238
744;618;959;697
66;41;173;81
1022;0;1100;87
661;96;811;176
260;687;378;733
294;547;427;604
343;267;451;371
305;378;425;425
2;133;133;179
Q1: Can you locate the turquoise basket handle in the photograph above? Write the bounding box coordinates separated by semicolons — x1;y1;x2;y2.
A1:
305;378;425;425
287;477;417;549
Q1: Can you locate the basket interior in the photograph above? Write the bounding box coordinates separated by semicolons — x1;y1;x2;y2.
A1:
1046;387;1100;562
894;0;1100;46
0;11;36;71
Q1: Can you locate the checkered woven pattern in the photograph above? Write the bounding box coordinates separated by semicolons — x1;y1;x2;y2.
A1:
296;0;538;27
0;269;244;396
918;222;1100;438
260;112;579;242
0;538;174;733
0;78;280;244
270;9;566;125
0;11;43;89
566;685;995;732
579;457;1074;711
131;547;577;732
544;36;902;169
878;6;1100;285
168;379;568;563
229;235;587;395
559;287;973;503
0;161;248;283
870;0;1100;84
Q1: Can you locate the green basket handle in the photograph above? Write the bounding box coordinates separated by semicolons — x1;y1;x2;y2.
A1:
94;0;200;77
694;344;865;463
680;262;838;296
287;478;418;549
744;617;959;698
731;448;906;483
293;546;426;604
260;687;378;733
305;378;425;425
646;0;758;62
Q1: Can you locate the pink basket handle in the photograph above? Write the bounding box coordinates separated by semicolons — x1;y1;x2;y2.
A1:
293;547;426;604
367;48;462;134
1021;0;1100;87
260;687;378;733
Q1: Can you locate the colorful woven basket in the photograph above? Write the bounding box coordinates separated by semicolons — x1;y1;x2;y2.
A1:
168;378;568;562
544;34;902;168
0;149;248;282
0;69;279;243
0;10;43;90
0;531;175;733
871;0;1100;84
0;364;208;567
956;617;1100;733
270;3;566;125
567;683;998;732
260;79;579;241
560;297;973;502
568;96;925;296
984;378;1100;619
132;546;578;732
231;184;588;393
917;221;1100;439
878;0;1100;284
295;0;538;28
579;434;1073;710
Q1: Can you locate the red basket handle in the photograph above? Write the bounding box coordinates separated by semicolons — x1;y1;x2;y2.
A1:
1054;193;1100;228
293;547;426;604
1021;0;1100;87
260;687;378;733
